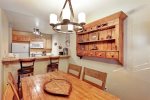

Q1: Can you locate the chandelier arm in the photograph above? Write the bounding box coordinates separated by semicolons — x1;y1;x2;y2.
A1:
51;21;85;34
69;21;85;26
60;0;68;18
53;28;74;34
52;21;84;27
68;0;74;18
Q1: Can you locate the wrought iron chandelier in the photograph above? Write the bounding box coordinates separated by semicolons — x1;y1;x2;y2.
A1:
49;0;86;34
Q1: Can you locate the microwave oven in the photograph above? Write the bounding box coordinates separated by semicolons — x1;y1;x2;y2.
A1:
30;42;44;48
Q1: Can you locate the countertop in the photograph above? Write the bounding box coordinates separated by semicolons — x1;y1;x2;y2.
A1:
2;55;70;65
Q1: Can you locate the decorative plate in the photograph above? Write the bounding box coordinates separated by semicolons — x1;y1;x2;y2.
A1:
43;78;72;96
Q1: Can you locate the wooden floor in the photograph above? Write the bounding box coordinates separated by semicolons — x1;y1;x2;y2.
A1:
21;71;119;100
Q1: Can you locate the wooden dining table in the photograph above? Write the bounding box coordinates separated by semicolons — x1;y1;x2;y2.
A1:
21;71;120;100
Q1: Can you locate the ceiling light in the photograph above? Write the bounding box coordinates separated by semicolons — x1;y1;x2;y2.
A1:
49;0;86;34
33;28;41;35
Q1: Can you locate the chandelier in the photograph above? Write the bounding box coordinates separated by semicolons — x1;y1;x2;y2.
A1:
49;0;86;33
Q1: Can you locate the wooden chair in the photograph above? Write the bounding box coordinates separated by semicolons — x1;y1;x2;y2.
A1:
8;72;23;98
82;67;107;90
18;58;35;88
67;64;82;78
3;81;20;100
8;72;18;91
47;56;59;72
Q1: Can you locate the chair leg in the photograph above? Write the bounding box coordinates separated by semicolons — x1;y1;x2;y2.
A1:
19;86;23;98
54;65;58;71
47;67;49;72
56;66;58;71
18;74;20;89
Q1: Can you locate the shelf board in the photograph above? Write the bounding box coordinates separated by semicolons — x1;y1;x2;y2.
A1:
78;50;119;52
78;39;115;44
77;25;115;35
91;50;119;52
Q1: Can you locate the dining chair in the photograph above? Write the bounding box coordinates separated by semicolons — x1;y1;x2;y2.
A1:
8;72;18;91
18;58;35;89
67;64;82;78
82;67;107;90
47;56;60;72
3;81;20;100
8;72;22;98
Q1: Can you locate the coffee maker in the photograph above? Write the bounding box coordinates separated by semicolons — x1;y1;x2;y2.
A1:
63;48;68;55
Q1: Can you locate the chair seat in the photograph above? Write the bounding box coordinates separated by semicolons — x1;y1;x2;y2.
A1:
47;63;58;72
18;67;34;75
48;63;58;68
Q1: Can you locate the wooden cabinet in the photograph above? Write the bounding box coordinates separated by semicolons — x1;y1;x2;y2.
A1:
12;30;52;53
106;52;119;59
95;51;106;58
44;38;52;49
88;51;95;56
12;31;32;42
12;34;30;42
76;11;127;65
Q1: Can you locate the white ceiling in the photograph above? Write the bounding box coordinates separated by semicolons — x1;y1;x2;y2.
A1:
0;0;149;34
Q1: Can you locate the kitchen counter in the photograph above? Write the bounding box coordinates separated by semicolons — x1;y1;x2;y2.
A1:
2;55;70;93
2;55;70;65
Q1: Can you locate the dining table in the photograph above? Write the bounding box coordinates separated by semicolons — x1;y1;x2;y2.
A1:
21;71;120;100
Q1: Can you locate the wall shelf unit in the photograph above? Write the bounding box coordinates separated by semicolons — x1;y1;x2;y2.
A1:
78;25;116;35
76;11;127;65
78;39;115;44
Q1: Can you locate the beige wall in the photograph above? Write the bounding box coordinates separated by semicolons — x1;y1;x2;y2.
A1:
0;8;2;100
68;5;150;100
52;34;68;55
0;8;10;99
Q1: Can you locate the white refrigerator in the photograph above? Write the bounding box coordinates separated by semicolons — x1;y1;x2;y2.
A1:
12;43;30;58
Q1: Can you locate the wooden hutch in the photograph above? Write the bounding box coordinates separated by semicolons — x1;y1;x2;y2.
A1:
76;11;127;65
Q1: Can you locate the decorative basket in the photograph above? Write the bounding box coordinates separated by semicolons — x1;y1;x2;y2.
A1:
43;78;72;96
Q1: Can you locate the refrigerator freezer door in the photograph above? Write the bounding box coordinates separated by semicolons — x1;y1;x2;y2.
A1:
12;43;29;53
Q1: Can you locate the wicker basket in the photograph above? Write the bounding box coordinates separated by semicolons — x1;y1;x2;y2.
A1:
43;78;72;96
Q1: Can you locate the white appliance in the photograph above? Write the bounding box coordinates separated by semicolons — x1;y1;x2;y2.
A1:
30;52;43;57
12;43;30;58
30;42;44;48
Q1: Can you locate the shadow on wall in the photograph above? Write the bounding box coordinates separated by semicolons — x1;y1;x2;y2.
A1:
81;56;120;65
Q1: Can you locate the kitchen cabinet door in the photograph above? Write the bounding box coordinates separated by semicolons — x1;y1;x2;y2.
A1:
45;39;52;49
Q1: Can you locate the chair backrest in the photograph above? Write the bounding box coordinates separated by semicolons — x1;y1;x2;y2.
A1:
8;72;18;91
82;67;107;90
19;58;35;69
50;56;59;64
67;64;82;78
3;82;20;100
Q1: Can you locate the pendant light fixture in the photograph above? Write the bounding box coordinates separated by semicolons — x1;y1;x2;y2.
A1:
49;0;86;34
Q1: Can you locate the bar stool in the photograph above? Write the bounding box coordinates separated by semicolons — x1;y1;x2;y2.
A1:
17;58;35;88
47;56;59;72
